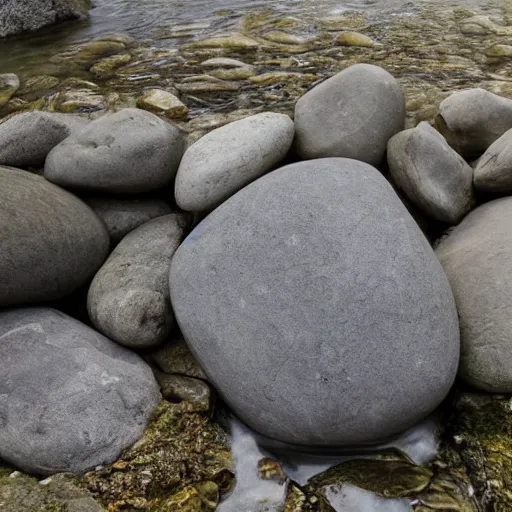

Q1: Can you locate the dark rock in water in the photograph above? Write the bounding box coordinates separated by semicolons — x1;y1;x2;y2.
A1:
44;108;185;194
170;157;459;447
0;111;89;169
387;122;474;225
294;64;405;165
436;197;512;392
435;88;512;160
0;166;109;307
88;214;190;349
0;0;91;38
0;307;160;475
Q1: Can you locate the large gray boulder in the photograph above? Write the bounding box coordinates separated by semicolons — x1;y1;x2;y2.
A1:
170;158;459;447
0;166;109;307
0;0;91;38
435;88;512;160
473;128;512;193
88;214;190;349
387;122;474;225
0;111;89;168
175;112;294;212
81;195;173;245
44;108;184;194
436;197;512;392
0;307;160;475
294;64;405;165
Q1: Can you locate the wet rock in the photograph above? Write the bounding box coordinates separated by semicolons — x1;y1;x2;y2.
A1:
189;33;260;50
0;73;19;107
209;66;256;80
0;0;90;38
0;166;109;307
436;197;512;392
88;214;190;349
17;75;60;97
136;88;189;119
82;400;233;510
250;71;316;87
154;372;211;410
459;15;503;36
54;88;106;113
149;332;207;380
318;13;368;31
175;112;294;212
435;88;512;160
89;53;132;79
45;108;185;193
485;44;512;58
75;40;127;66
0;307;160;475
0;111;89;168
175;76;240;94
82;195;173;245
387;122;474;224
335;31;376;47
294;64;405;165
170;158;459;446
474;128;512;193
263;31;307;45
0;472;105;512
200;57;251;68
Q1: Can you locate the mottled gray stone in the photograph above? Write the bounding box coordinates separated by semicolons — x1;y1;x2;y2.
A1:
473;127;512;193
88;214;190;349
0;0;90;38
436;197;512;392
387;122;474;225
0;111;89;168
0;166;109;307
170;157;459;446
0;307;160;475
154;371;211;410
435;88;512;160
175;112;294;212
294;64;405;165
44;108;185;194
81;195;173;244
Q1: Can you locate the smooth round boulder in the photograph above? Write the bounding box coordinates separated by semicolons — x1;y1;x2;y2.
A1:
0;166;109;307
436;197;512;392
387;122;474;225
170;158;459;447
0;111;89;168
81;195;173;245
435;88;512;160
0;307;160;475
88;214;190;349
175;112;294;212
294;64;405;165
44;108;185;194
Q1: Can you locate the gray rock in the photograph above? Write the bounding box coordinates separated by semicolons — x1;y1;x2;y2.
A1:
81;195;173;245
0;0;91;38
0;307;160;475
436;197;512;392
0;111;89;168
170;157;459;446
435;88;512;160
387;122;474;224
175;112;294;212
473;127;512;193
0;166;109;307
154;371;211;410
88;214;190;349
44;108;185;194
294;64;405;165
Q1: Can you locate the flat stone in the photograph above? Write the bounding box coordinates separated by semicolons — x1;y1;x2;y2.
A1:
335;31;376;47
387;122;474;224
200;57;250;68
136;89;189;119
170;157;459;446
485;44;512;57
88;214;190;349
190;34;260;50
0;73;20;107
89;53;132;79
294;64;405;165
262;31;306;45
0;307;160;475
175;112;294;212
0;166;109;307
45;108;185;193
0;111;89;168
436;197;512;392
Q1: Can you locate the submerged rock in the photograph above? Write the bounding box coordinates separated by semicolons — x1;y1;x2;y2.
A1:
189;33;260;50
171;158;459;447
136;88;189;119
0;73;19;107
294;64;404;165
89;53;132;79
0;307;160;475
335;31;376;47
